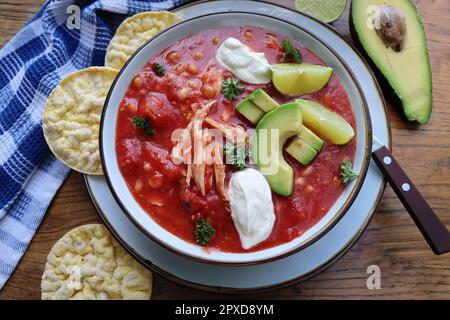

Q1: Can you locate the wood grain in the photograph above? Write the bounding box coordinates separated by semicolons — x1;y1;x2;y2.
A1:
0;0;449;300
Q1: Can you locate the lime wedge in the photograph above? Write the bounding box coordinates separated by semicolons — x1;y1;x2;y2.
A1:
294;0;347;23
271;63;333;96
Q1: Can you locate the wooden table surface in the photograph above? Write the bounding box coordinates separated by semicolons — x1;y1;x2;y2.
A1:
0;0;449;300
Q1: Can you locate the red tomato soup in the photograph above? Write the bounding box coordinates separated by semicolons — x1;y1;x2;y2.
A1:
115;27;356;253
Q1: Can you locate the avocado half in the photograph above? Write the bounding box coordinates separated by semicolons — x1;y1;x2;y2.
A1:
351;0;432;124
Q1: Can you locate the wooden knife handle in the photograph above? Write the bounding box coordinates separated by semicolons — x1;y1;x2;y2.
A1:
372;146;450;255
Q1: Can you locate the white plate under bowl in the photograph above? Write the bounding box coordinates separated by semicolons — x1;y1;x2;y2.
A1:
85;0;390;292
100;11;372;265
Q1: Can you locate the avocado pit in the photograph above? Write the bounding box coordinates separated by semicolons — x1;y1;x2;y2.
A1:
373;5;407;52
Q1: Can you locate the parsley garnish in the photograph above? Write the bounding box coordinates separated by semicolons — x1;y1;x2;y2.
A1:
281;40;302;63
340;160;358;184
222;78;244;101
194;219;215;246
224;143;252;170
133;116;154;137
152;63;165;76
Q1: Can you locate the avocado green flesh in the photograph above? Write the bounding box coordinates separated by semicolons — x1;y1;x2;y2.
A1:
252;102;303;196
236;98;265;124
286;137;318;166
351;0;432;124
298;126;324;151
248;89;279;112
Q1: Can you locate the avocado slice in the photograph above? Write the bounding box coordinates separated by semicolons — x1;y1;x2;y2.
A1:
248;89;279;112
286;137;318;166
296;99;355;145
252;101;303;196
236;98;265;124
298;126;323;152
351;0;432;124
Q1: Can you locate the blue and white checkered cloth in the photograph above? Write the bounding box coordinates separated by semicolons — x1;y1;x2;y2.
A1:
0;0;185;290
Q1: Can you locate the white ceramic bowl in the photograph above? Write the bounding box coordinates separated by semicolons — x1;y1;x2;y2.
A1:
100;12;372;266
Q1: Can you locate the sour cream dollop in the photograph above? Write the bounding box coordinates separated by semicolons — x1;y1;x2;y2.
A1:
228;168;275;249
216;37;271;84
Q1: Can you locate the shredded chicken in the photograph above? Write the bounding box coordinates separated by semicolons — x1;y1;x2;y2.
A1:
191;101;216;196
185;162;192;185
192;119;206;195
204;117;247;146
171;100;232;200
205;165;214;194
171;122;193;163
213;142;227;200
171;122;193;184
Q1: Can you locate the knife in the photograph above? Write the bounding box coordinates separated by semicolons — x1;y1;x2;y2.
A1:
371;136;450;255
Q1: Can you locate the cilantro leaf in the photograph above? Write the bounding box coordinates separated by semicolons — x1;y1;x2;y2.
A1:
281;40;302;63
222;77;244;101
224;143;252;170
194;219;215;246
340;160;358;185
152;63;165;76
133;116;154;137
